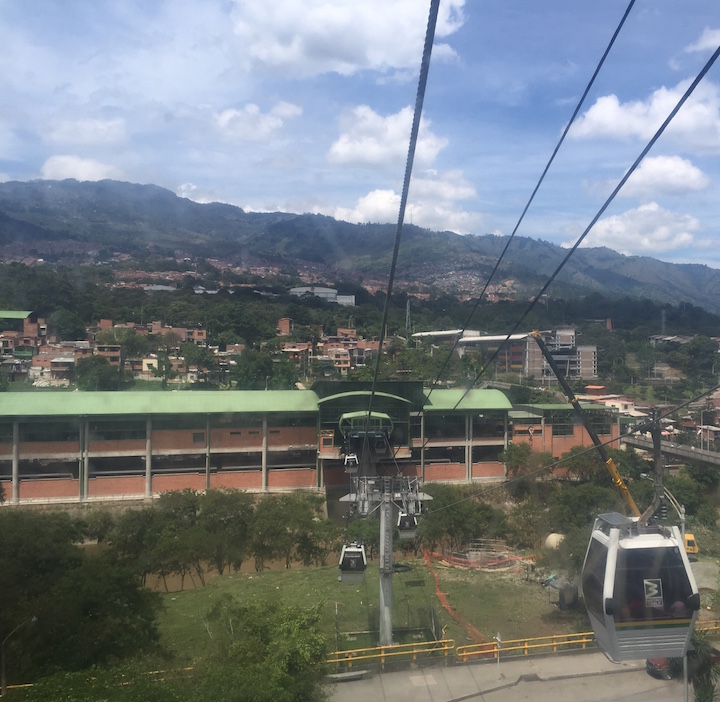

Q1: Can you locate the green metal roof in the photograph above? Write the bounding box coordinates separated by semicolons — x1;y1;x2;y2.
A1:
422;389;512;412
0;390;320;418
0;310;33;320
317;391;411;405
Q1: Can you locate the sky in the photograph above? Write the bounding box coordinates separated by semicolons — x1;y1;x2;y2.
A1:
2;1;720;267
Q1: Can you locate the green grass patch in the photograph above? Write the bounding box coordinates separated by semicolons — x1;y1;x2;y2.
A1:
436;566;590;643
157;560;442;662
156;558;595;664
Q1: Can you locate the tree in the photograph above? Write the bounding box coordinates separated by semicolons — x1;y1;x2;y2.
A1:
546;483;621;531
0;511;160;686
418;484;506;553
200;597;328;702
668;629;720;702
49;308;86;341
499;442;553;499
198;489;255;574
75;355;123;390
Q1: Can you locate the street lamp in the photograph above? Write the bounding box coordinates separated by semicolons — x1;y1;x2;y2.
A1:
1;616;36;697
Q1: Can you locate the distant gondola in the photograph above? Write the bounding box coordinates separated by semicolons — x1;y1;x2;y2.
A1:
397;512;418;540
339;542;367;583
581;513;700;661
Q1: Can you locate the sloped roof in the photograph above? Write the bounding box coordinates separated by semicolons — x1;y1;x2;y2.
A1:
0;390;320;418
422;389;512;412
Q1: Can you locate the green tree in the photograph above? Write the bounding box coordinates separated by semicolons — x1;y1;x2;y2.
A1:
546;483;621;531
75;355;123;390
499;442;553;498
419;484;506;553
0;511;160;686
198;489;255;574
49;308;87;340
668;629;720;702
201;597;328;702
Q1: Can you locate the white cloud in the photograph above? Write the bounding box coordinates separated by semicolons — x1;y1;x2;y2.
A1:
229;0;465;79
177;183;219;204
685;28;720;54
570;80;720;153
0;173;9;183
618;155;709;198
46;118;126;145
327;105;447;169
567;202;700;254
40;155;122;181
328;169;481;233
215;101;302;142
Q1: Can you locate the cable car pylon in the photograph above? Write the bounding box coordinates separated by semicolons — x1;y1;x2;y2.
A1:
338;412;431;646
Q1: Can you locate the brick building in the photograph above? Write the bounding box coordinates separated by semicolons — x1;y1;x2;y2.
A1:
0;382;621;505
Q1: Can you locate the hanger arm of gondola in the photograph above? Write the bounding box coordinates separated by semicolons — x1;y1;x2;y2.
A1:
529;330;641;518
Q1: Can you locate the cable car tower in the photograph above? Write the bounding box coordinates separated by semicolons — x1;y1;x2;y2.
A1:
338;410;431;646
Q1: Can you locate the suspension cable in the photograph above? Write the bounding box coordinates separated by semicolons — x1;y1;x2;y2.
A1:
450;40;720;411
425;0;638;401
365;0;440;428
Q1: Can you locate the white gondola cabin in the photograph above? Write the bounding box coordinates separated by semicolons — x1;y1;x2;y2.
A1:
339;543;367;583
397;512;418;540
581;513;700;661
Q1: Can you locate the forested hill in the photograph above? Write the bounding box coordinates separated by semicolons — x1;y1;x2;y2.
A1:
1;178;720;313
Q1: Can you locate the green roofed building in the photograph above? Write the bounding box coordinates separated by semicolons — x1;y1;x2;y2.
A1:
0;382;618;505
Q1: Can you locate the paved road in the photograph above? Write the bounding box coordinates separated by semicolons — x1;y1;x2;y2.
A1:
328;651;685;702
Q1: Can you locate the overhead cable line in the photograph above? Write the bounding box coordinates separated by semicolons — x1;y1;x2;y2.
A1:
424;0;638;402
365;0;440;426
451;40;720;412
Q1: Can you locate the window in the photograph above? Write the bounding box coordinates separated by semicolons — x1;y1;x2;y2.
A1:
613;546;694;622
582;537;607;621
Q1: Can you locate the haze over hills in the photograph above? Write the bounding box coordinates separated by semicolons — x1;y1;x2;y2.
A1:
0;178;719;314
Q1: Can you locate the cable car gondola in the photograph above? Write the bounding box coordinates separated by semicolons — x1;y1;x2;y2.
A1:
581;513;700;662
397;512;418;540
339;542;367;583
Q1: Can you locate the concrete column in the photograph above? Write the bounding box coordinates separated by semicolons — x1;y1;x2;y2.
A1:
82;418;90;500
378;490;394;647
466;414;472;482
12;420;19;504
77;420;85;500
503;413;509;479
205;415;211;492
145;417;152;499
261;415;268;491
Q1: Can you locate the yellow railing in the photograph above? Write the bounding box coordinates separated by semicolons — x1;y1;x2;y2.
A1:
456;632;596;663
697;620;720;635
327;639;455;668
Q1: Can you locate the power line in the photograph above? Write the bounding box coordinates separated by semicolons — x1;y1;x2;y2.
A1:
424;0;638;402
451;40;720;411
365;0;440;425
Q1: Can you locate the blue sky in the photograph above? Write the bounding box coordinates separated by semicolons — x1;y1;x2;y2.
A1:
2;1;720;266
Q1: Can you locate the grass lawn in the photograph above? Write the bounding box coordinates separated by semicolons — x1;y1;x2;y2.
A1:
436;565;590;644
157;557;591;664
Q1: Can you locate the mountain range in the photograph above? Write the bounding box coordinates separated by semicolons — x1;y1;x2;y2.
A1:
0;178;718;313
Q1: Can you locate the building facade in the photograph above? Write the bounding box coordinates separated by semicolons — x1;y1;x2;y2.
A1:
0;383;620;505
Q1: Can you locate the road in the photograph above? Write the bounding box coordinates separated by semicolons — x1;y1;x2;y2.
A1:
328;651;687;702
483;674;682;702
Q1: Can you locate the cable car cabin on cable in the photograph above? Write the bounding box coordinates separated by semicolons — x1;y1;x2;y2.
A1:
397;512;418;540
582;513;700;662
339;543;367;583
